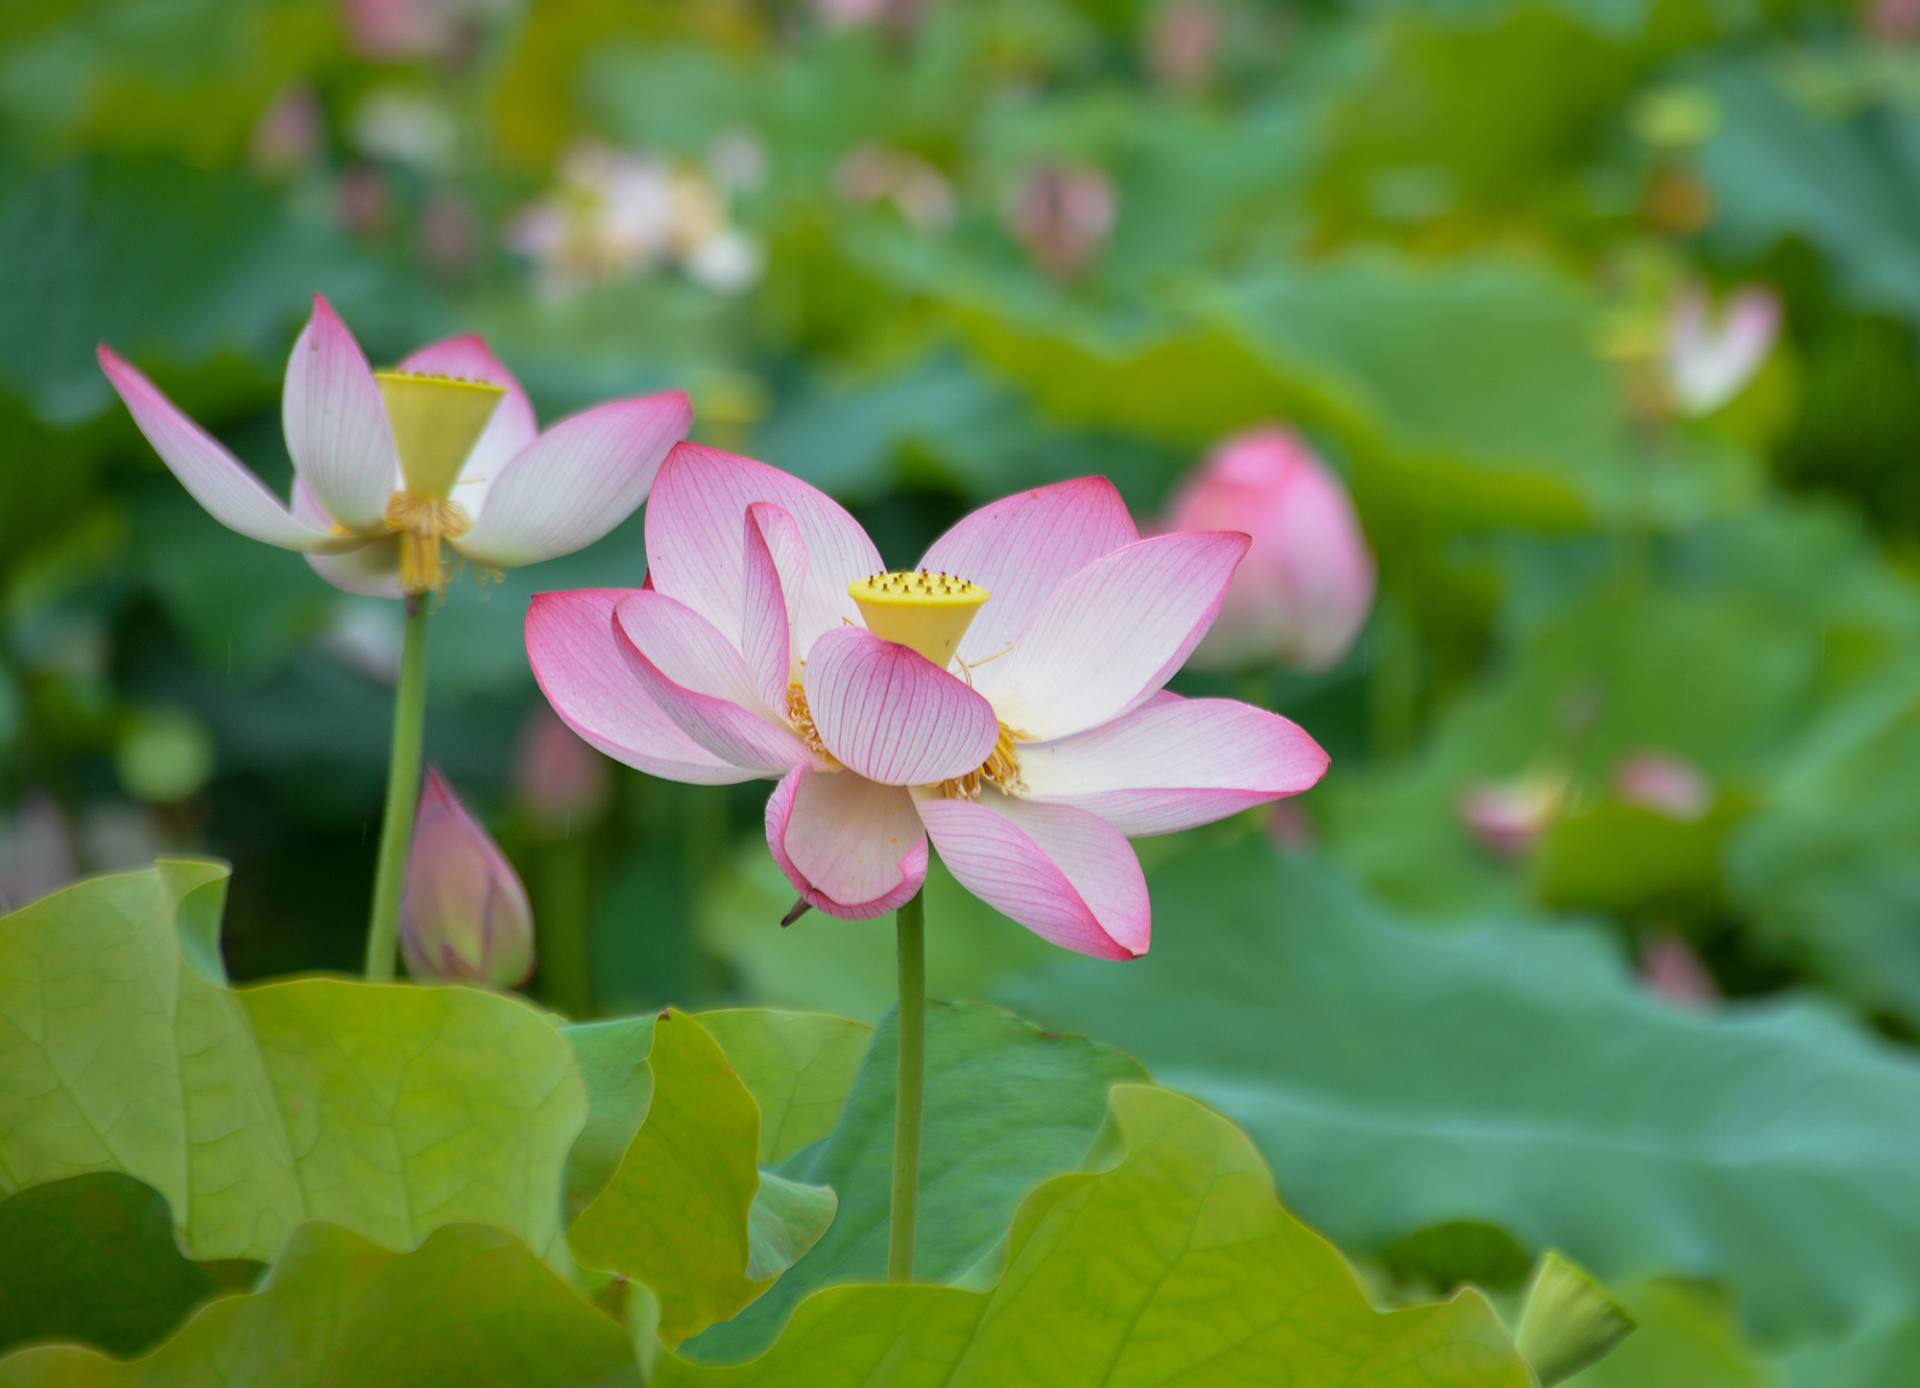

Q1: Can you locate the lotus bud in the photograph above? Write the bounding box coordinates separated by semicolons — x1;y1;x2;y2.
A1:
1164;428;1375;672
513;704;612;834
400;768;534;988
1639;933;1718;1009
1459;769;1567;861
1005;162;1116;279
1612;751;1712;821
1147;0;1223;91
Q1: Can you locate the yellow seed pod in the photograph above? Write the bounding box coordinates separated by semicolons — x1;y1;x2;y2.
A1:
849;571;989;667
375;370;506;500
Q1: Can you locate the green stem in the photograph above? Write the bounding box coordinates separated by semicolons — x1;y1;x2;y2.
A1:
364;596;432;981
888;889;927;1282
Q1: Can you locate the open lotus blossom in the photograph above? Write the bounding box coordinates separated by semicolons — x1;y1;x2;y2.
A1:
1665;282;1781;417
528;449;1329;959
97;295;691;598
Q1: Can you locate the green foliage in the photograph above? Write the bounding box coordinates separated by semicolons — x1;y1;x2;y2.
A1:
0;862;585;1265
690;1000;1146;1360
998;839;1920;1336
696;1009;872;1164
567;1009;835;1346
0;1174;256;1359
663;1086;1535;1387
0;1222;644;1388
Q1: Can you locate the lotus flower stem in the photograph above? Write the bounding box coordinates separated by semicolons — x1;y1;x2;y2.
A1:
364;596;433;980
888;888;927;1281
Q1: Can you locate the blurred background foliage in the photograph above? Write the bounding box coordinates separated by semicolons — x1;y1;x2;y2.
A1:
5;0;1920;1378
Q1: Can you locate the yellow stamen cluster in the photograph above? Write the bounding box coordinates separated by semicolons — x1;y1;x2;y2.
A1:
786;681;836;763
386;492;472;595
849;570;990;667
939;722;1025;801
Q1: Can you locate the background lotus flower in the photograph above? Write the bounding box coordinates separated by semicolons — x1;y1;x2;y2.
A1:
1162;428;1376;673
529;448;1328;960
1665;283;1781;416
400;767;535;987
97;295;691;598
514;702;611;833
1613;751;1712;821
1460;769;1567;861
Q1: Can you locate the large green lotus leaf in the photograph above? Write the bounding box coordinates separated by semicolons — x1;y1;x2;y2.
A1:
0;862;584;1265
695;1009;872;1165
1698;56;1920;327
938;250;1754;531
1325;504;1920;920
688;1000;1146;1361
662;1084;1533;1387
996;839;1920;1336
1565;1281;1774;1387
0;1174;256;1360
1728;671;1920;1028
567;1010;837;1347
0;1222;642;1388
0;0;333;167
1310;6;1642;240
1782;1310;1920;1387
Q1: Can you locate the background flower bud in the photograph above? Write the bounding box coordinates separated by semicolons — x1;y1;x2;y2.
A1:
513;703;611;834
1004;161;1117;279
1164;428;1376;672
401;768;535;988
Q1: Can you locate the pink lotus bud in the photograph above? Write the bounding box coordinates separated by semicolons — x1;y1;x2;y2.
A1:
1164;428;1376;672
1147;0;1223;90
1640;932;1718;1008
1665;282;1780;416
401;768;534;988
1004;162;1116;279
1871;0;1920;42
340;0;499;63
249;86;321;177
1459;771;1567;861
420;190;478;276
1612;751;1712;822
513;704;611;833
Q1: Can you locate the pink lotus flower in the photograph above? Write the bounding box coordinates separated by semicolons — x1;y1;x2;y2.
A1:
528;450;1328;959
401;767;534;987
1613;751;1712;822
1163;428;1375;672
97;296;690;598
1460;769;1567;861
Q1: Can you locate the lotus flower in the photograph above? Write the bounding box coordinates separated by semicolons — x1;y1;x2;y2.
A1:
1665;283;1780;416
528;450;1328;959
97;296;691;598
1163;428;1375;672
400;768;534;987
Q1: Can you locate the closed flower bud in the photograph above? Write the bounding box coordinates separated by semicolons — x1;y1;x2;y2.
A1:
401;768;534;988
1004;162;1116;279
1164;428;1375;672
513;703;611;834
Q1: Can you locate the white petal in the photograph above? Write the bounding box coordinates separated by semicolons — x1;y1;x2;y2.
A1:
456;391;691;570
282;294;400;534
